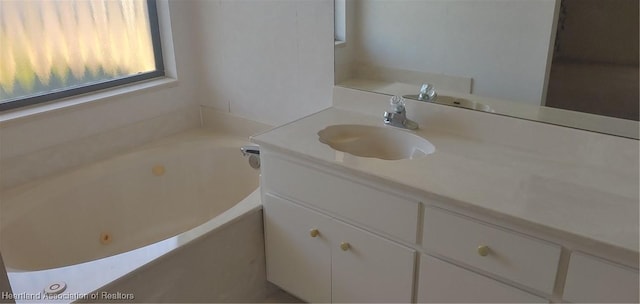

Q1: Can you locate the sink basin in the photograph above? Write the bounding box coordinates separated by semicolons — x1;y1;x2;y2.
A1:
317;124;435;160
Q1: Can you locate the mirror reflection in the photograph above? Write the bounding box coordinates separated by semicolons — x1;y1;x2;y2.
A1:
334;0;639;138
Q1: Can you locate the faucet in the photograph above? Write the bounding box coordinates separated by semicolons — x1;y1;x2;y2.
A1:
402;83;438;102
240;145;260;169
418;83;437;102
383;96;419;130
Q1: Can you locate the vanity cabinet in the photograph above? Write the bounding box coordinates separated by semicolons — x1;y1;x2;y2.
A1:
261;154;420;244
417;254;547;303
263;193;415;303
563;252;639;303
257;145;638;303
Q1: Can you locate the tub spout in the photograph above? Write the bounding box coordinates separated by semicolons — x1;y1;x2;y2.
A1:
241;145;260;169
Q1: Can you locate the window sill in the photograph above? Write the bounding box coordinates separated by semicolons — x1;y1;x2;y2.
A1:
0;77;178;125
335;40;347;48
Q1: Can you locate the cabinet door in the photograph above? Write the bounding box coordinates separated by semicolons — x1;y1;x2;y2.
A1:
263;193;332;302
331;219;415;303
417;254;547;303
563;252;639;303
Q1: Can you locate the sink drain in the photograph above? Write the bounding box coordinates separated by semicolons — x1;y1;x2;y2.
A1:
44;281;67;296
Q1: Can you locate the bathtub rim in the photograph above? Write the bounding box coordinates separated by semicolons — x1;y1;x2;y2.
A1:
1;130;259;273
5;187;262;303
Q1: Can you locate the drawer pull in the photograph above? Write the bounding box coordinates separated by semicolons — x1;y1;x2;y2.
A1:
340;242;351;251
309;228;320;238
477;245;490;257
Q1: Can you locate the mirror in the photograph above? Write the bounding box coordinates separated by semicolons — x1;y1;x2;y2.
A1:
334;0;639;139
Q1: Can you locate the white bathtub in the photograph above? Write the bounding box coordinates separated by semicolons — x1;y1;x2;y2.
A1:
0;130;261;302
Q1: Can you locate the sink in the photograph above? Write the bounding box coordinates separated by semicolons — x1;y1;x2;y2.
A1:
317;124;435;160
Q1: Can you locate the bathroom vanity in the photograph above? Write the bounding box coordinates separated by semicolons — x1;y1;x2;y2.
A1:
251;88;639;303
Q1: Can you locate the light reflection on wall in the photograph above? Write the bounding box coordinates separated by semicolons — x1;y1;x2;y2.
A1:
0;0;155;100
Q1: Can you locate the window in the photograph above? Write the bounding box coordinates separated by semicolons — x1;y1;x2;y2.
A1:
334;0;346;43
0;0;164;111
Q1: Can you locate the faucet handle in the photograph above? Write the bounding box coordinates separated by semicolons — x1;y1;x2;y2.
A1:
240;145;260;157
418;83;437;102
389;96;406;113
384;96;418;130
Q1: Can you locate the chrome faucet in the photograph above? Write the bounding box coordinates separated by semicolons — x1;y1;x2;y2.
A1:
402;83;438;102
240;145;260;169
418;83;437;102
383;96;418;130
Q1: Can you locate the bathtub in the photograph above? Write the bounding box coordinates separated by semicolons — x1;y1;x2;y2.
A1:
0;130;262;303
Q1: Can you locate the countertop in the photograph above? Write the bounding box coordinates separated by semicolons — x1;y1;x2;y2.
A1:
252;107;639;254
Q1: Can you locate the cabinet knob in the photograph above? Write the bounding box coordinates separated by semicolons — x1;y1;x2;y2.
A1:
477;245;490;257
340;242;350;251
309;228;319;238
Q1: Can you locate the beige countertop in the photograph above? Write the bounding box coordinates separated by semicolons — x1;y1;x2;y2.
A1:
252;106;639;254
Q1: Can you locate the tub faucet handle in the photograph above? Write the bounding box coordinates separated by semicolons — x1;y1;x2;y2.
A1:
240;145;260;157
241;145;261;169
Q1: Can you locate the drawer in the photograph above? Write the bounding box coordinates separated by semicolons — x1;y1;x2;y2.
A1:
422;206;561;294
417;254;547;303
563;252;639;303
262;152;419;243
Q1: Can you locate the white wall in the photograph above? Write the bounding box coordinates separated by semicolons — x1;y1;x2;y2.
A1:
342;0;557;105
192;0;334;126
